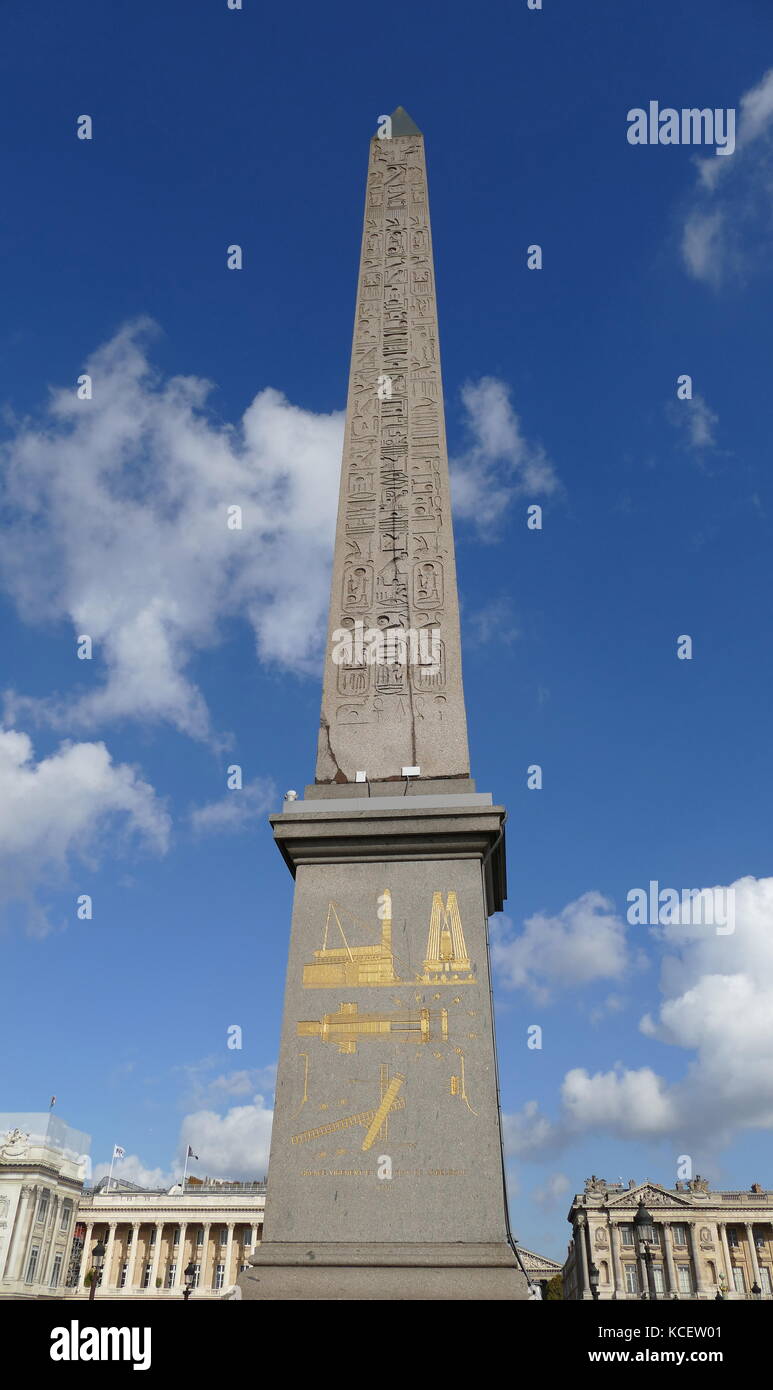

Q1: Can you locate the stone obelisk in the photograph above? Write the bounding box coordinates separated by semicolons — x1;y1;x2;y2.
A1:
237;108;529;1300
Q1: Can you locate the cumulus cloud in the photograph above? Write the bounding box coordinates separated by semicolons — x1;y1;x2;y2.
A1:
0;320;344;742
504;875;773;1159
0;727;169;935
190;778;275;834
178;1095;273;1179
681;68;773;285
451;377;558;535
93;1154;172;1190
492;893;631;1001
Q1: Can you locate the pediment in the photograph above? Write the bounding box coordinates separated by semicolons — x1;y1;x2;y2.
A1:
608;1183;693;1208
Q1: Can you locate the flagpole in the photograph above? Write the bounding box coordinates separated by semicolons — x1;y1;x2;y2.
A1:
106;1151;116;1195
181;1147;189;1194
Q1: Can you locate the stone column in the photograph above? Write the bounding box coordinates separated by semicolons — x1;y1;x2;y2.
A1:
662;1223;678;1296
609;1223;623;1298
4;1185;36;1282
223;1223;235;1289
81;1221;94;1287
41;1195;59;1286
103;1221;117;1290
718;1222;734;1295
125;1222;141;1290
688;1222;709;1296
199;1223;211;1291
149;1221;164;1291
745;1224;762;1291
173;1223;188;1288
575;1217;590;1299
17;1184;40;1284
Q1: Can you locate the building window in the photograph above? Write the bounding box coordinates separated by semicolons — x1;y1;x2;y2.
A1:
36;1192;49;1224
60;1203;72;1232
25;1247;40;1283
149;1228;157;1246
142;1262;152;1289
733;1267;746;1295
653;1266;665;1294
677;1265;692;1293
173;1227;180;1246
759;1267;771;1295
214;1263;225;1290
220;1227;228;1245
244;1226;253;1247
167;1263;176;1288
192;1263;201;1288
728;1228;739;1248
119;1262;128;1289
196;1228;204;1247
620;1226;634;1247
755;1232;765;1248
672;1224;687;1246
624;1265;638;1294
50;1254;63;1288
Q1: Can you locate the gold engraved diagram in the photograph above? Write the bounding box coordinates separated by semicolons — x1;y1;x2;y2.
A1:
297;1001;448;1054
291;1066;405;1151
301;888;475;988
302;891;397;987
420;892;475;983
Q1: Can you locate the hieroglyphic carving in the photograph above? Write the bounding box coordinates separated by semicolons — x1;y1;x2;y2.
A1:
316;118;471;779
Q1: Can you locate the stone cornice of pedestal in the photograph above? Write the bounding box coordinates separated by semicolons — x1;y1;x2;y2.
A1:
270;800;507;915
249;1241;519;1267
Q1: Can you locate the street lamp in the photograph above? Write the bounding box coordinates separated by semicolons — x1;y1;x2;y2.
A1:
183;1262;196;1301
751;1281;761;1301
89;1238;106;1301
589;1262;600;1301
634;1200;657;1301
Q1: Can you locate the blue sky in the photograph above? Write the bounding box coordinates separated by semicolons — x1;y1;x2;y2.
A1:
2;0;773;1261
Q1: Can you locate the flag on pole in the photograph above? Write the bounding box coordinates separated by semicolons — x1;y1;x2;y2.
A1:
113;1145;125;1159
187;1146;199;1160
49;1096;56;1108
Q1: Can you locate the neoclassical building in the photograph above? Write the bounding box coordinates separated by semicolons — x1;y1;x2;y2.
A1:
565;1175;773;1300
1;1114;265;1300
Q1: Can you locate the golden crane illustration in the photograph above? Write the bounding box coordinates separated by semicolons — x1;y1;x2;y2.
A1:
302;891;399;987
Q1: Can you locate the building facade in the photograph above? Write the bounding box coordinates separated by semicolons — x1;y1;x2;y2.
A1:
565;1176;773;1300
1;1115;265;1300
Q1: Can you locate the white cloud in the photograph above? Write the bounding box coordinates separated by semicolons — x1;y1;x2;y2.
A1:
561;1064;678;1138
492;893;630;1001
640;874;773;1136
93;1154;172;1190
190;778;275;834
505;875;773;1159
451;377;558;535
667;392;719;452
681;68;773;284
0;320;344;741
0;727;169;935
179;1095;273;1179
